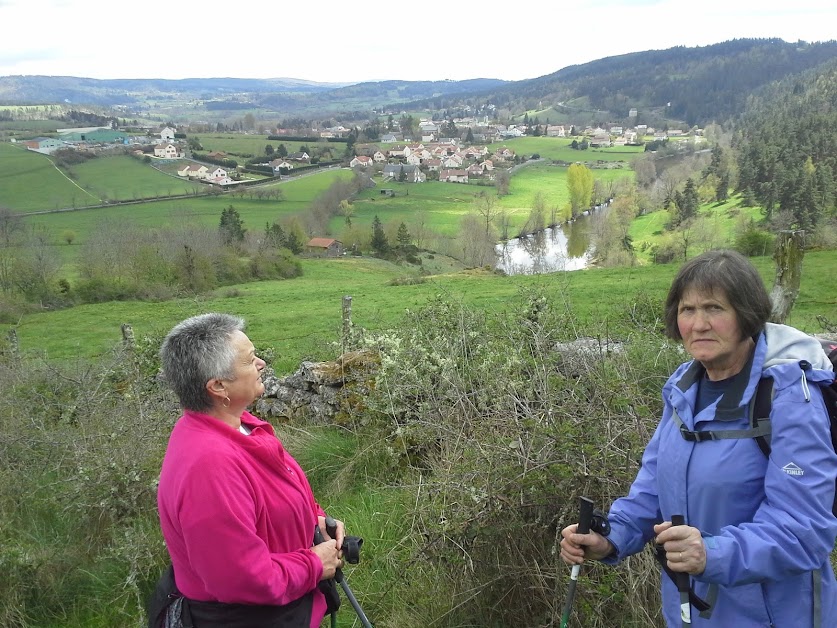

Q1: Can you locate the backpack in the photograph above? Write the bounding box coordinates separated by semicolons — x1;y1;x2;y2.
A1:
675;338;837;517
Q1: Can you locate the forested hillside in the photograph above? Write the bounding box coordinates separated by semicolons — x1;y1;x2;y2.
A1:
416;39;837;127
734;58;837;230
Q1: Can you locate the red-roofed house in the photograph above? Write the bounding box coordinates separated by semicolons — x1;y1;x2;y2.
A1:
306;237;343;257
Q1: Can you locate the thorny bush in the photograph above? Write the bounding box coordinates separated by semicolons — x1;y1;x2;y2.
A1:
357;288;687;627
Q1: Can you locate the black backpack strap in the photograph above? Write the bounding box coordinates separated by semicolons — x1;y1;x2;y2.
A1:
671;406;772;443
751;378;774;457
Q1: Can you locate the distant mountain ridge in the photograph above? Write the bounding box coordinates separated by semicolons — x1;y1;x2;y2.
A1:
426;38;837;127
0;75;354;106
3;39;837;125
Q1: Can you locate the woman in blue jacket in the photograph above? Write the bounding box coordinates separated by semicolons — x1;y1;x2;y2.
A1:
561;249;837;627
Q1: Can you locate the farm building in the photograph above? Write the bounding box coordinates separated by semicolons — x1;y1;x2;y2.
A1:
306;238;344;257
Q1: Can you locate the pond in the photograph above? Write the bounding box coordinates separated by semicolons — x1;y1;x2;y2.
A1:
495;210;598;275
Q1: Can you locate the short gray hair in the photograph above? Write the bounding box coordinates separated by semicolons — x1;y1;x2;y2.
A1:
159;313;245;411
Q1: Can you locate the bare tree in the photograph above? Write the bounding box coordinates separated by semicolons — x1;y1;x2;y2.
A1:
474;192;500;239
458;213;497;268
410;210;432;250
495;169;511;196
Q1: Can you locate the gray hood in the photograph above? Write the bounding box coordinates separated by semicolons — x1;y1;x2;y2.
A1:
763;322;833;371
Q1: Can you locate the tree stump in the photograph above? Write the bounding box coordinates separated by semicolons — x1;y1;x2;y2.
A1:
768;230;805;324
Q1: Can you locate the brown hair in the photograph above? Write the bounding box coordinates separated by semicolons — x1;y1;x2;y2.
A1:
664;250;772;340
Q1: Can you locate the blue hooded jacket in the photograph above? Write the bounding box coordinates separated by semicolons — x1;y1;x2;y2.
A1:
603;324;837;627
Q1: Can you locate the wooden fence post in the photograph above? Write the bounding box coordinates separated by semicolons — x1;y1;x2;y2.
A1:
768;230;805;324
6;328;19;359
342;296;353;346
121;323;135;349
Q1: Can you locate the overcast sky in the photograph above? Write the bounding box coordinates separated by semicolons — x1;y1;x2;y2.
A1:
1;0;835;84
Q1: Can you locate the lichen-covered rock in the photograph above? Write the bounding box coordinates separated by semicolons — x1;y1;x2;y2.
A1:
256;349;380;424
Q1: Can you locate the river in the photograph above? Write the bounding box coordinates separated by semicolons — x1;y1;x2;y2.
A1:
495;210;598;275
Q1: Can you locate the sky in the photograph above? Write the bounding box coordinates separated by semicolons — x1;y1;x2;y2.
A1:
1;0;836;84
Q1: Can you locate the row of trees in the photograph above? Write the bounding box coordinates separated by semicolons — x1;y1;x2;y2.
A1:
0;204;304;318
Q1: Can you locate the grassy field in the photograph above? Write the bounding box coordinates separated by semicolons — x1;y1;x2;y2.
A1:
0;142;96;211
70;155;198;201
11;249;837;374
24;168;354;246
332;160;635;239
192;133;339;157
629;196;766;263
500;136;645;162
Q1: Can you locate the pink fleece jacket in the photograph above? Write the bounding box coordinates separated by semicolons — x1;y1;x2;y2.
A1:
157;410;327;627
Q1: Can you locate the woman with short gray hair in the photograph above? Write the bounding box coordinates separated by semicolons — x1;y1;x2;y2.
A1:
150;312;343;627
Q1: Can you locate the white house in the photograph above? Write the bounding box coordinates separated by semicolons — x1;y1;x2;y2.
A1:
154;143;180;158
160;127;176;141
178;164;209;178
440;169;469;183
349;155;373;168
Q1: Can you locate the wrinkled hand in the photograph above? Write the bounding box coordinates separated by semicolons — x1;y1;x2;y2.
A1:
311;539;342;581
654;521;706;575
560;523;615;565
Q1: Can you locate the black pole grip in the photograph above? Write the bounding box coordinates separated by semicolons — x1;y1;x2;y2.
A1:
670;515;690;592
577;497;595;535
325;515;338;540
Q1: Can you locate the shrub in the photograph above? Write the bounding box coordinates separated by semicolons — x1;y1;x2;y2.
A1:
351;290;682;626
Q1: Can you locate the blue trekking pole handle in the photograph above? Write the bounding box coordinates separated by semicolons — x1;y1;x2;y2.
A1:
671;514;691;626
325;516;373;628
560;497;595;628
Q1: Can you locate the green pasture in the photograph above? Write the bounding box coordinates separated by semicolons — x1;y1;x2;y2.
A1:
0;142;96;211
501;136;644;163
502;160;633;216
11;249;837;374
629;195;766;263
70;155;197;201
334;161;635;238
0;120;59;135
24;168;354;246
345;179;485;236
192;133;338;157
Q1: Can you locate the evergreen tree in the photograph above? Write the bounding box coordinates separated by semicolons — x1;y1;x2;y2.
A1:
285;231;303;255
371;215;389;254
397;222;411;248
263;221;286;249
219;205;246;246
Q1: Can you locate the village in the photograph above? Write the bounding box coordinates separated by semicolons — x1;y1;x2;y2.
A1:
17;111;702;190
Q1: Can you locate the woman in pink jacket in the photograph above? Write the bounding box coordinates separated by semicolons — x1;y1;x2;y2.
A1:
151;312;343;628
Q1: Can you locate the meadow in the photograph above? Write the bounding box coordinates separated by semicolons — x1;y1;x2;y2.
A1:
24;168;354;245
335;159;634;239
12;249;837;374
70;155;198;201
500;135;645;162
192;133;338;157
0;142;95;211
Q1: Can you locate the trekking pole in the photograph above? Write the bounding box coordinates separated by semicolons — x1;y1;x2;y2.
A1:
671;515;691;627
559;496;595;628
325;516;373;628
